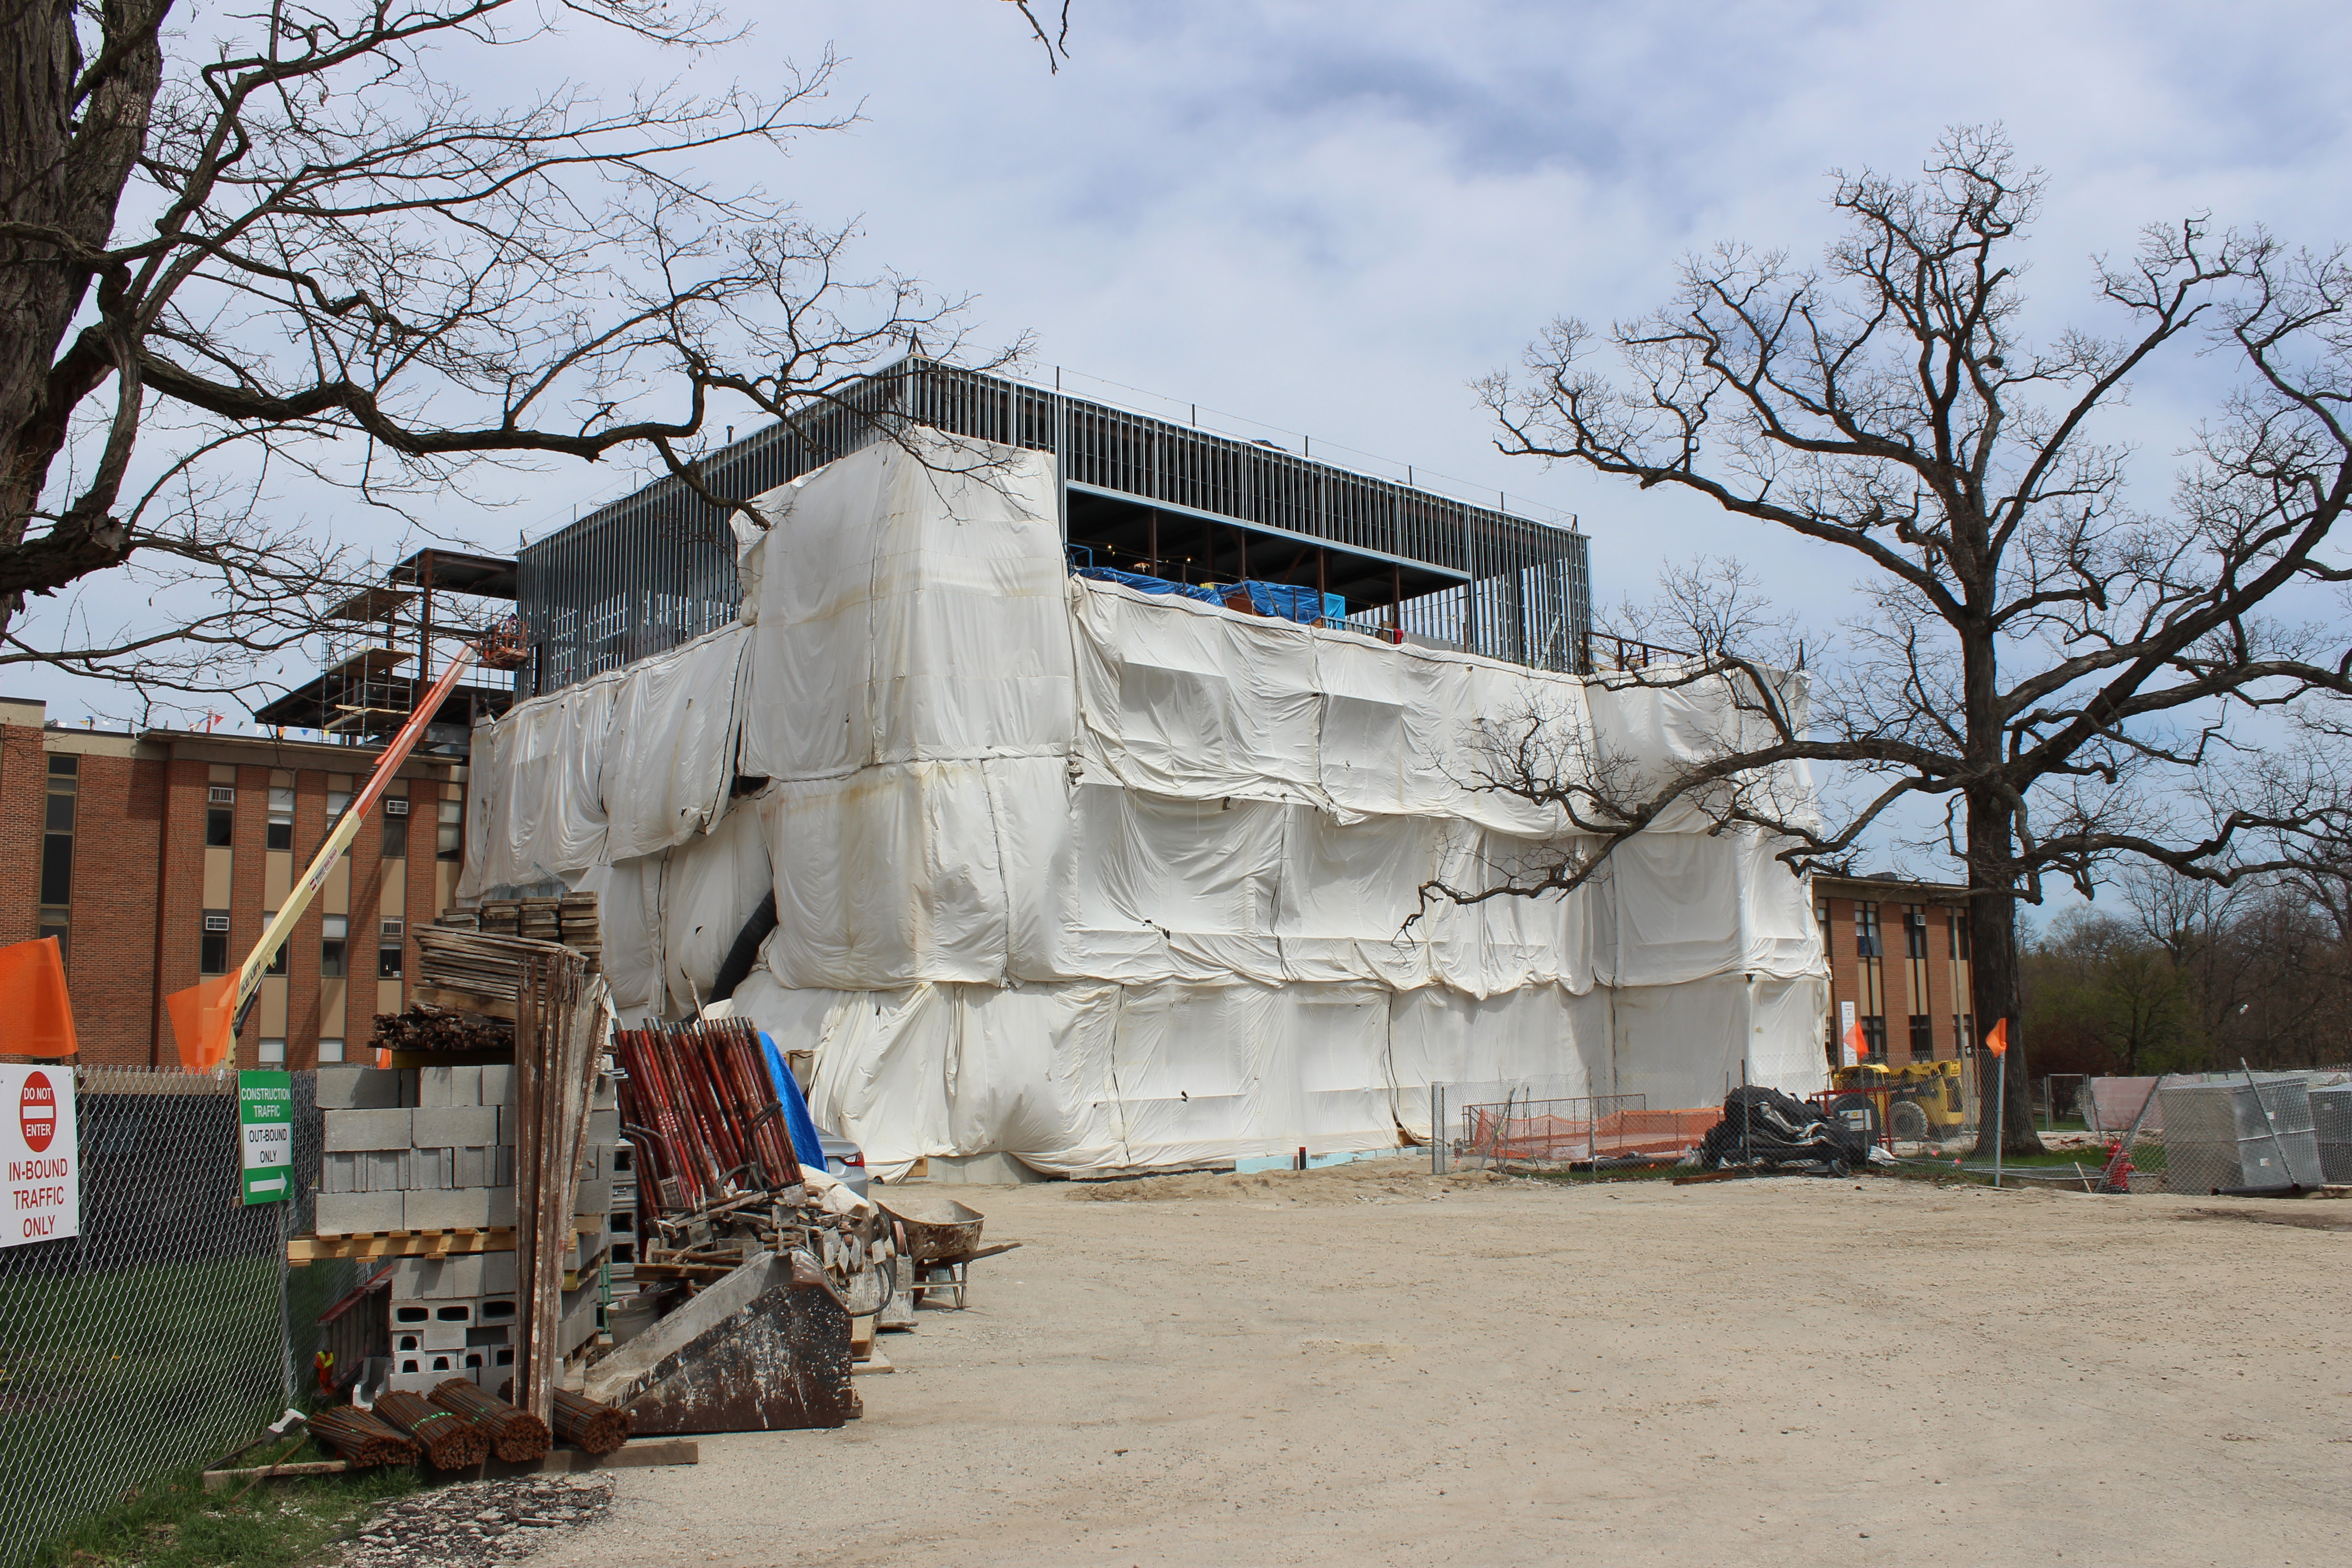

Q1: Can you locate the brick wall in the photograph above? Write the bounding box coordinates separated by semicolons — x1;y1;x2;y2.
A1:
60;752;165;1065
153;758;210;1064
0;725;44;946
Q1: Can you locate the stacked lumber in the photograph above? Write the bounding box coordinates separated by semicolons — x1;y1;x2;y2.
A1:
430;1379;551;1460
414;926;570;1008
434;909;480;932
375;1391;490;1470
551;1389;632;1455
477;901;520;936
308;1406;418;1467
371;1004;511;1053
559;895;600;967
519;898;561;943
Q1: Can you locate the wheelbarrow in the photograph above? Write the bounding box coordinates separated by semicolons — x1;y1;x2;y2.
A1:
874;1193;1022;1310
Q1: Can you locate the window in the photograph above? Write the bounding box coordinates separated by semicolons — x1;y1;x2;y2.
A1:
200;911;231;975
40;758;76;916
1815;902;1833;958
1908;1015;1933;1061
380;809;408;859
1902;907;1928;960
206;807;234;847
258;1038;287;1066
1860;1015;1887;1061
1854;902;1882;957
436;799;462;861
267;786;294;851
1949;912;1971;960
379;943;405;979
38;920;68;966
1954;1013;1975;1054
317;1038;345;1064
321;914;348;979
326;789;352;824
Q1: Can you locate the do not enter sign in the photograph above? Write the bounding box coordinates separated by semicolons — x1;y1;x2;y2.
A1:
2;1065;78;1248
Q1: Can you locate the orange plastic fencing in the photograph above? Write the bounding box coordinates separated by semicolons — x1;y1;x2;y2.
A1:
1460;1098;1722;1163
0;936;78;1057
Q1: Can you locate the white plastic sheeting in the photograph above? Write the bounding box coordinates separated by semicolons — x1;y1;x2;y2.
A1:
460;624;750;895
467;434;1833;1175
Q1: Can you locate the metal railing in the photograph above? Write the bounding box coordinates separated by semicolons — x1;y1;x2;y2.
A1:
0;1068;358;1567
516;357;1592;693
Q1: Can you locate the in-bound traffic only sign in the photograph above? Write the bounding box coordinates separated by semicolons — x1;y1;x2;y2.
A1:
3;1064;78;1246
238;1071;293;1205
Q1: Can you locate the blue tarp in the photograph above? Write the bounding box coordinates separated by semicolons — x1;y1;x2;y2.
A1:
757;1031;828;1169
1075;567;1341;626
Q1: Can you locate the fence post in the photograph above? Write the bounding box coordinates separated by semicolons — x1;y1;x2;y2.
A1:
1431;1083;1445;1175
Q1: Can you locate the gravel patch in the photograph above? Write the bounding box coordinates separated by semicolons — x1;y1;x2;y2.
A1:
341;1475;612;1568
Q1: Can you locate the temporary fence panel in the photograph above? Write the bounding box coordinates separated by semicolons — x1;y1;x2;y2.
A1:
0;1068;355;1568
2157;1079;2323;1194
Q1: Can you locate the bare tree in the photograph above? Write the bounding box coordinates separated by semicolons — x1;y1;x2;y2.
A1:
1;1;1067;710
1461;127;2352;1151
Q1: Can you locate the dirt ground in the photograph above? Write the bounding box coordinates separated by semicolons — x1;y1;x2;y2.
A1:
529;1161;2350;1568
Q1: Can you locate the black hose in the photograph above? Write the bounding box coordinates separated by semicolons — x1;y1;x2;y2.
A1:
707;891;779;1003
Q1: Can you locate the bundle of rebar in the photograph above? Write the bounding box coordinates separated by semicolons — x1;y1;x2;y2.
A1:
428;1379;551;1461
550;1389;632;1455
371;1003;513;1053
374;1390;491;1470
308;1406;419;1468
614;1017;802;1214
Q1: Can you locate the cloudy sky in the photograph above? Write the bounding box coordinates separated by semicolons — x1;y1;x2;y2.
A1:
31;0;2352;871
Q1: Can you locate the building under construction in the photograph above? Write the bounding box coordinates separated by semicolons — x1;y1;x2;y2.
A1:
461;360;1829;1178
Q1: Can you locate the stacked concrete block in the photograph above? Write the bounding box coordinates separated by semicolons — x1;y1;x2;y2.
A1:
348;1063;628;1388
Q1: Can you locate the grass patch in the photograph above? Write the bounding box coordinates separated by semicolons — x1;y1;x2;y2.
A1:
20;1450;421;1568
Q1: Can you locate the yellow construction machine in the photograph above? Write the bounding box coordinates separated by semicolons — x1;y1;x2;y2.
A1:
1827;1060;1968;1143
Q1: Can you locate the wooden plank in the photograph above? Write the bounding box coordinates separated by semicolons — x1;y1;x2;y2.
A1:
288;1229;517;1264
413;984;518;1021
201;1460;348;1492
480;1439;698;1478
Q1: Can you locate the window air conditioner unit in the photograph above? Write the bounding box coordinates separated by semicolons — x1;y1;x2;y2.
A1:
385;799;409;816
382;919;405;937
208;785;235;804
204;914;230;932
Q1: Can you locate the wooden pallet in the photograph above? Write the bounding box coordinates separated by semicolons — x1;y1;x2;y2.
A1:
289;1227;515;1264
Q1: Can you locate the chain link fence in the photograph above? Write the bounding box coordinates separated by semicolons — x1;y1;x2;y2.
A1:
0;1067;353;1568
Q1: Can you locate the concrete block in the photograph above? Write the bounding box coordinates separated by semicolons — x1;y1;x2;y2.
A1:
402;1148;447;1191
421;1320;472;1352
573;1175;612;1215
364;1150;409;1192
323;1152;358;1194
479;1293;518;1327
401;1187;493;1230
481;1251;516;1294
592;1073;618;1110
479;1064;515;1106
611;1142;634;1174
466;1323;511;1349
385;1369;448;1396
314;1191;403;1234
316;1066;405;1109
390;1298;435;1329
496;1146;514;1187
586;1107;620;1143
487;1186;516;1228
388;1254;484;1300
322;1107;411;1153
454;1146;490;1189
573;1144;604;1183
392;1325;427;1357
419;1064;484;1106
411;1106;497;1149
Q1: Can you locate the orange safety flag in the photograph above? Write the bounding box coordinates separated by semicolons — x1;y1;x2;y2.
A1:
165;975;238;1071
1985;1017;2010;1057
0;937;78;1057
1842;1017;1867;1067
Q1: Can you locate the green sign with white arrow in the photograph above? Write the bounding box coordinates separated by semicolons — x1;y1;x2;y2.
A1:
238;1071;293;1205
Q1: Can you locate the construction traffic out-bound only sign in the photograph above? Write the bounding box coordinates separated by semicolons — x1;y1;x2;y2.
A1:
238;1070;294;1205
2;1064;79;1247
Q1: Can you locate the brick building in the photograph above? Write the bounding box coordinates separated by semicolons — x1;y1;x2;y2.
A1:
1813;873;1977;1067
0;696;466;1069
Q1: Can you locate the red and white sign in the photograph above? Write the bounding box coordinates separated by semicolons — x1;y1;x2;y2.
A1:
2;1065;78;1248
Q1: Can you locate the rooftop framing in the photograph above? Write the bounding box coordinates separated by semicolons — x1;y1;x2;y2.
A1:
515;357;1592;694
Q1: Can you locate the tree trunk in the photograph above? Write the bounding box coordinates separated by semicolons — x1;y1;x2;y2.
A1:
1966;794;2045;1155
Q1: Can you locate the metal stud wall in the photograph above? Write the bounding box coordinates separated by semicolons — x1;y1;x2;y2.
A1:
516;358;1590;692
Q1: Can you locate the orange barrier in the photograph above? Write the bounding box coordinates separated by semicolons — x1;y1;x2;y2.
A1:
164;974;237;1071
0;937;77;1057
1463;1102;1722;1163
